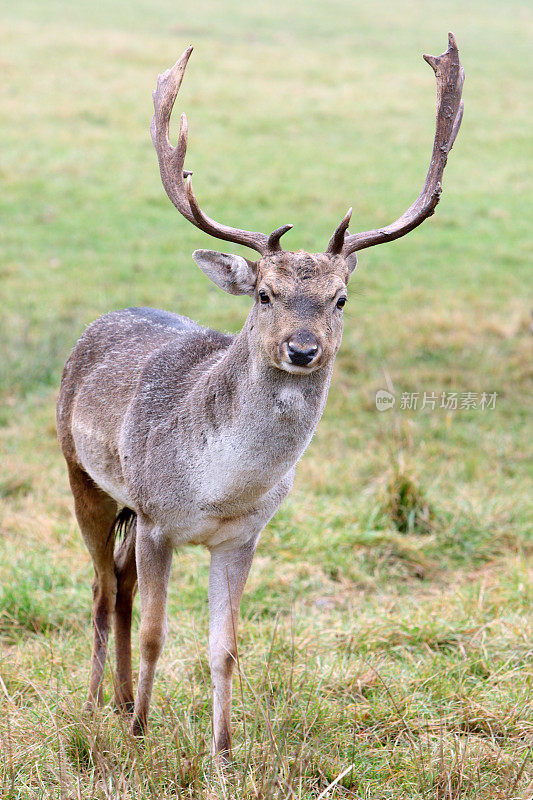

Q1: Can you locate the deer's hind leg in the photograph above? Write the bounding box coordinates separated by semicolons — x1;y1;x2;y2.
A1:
113;518;138;713
67;462;118;709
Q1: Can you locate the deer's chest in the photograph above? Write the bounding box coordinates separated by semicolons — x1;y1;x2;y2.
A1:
127;386;310;534
196;387;312;500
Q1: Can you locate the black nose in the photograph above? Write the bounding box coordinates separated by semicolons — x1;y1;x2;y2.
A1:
287;340;319;367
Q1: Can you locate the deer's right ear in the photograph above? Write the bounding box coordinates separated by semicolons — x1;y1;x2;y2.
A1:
192;250;258;296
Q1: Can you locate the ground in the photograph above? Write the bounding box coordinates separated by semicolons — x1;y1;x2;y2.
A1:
0;0;531;797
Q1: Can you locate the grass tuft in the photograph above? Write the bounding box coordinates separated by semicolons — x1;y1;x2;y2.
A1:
382;455;435;535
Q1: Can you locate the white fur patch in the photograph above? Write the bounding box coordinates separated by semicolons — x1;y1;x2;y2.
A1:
274;386;306;417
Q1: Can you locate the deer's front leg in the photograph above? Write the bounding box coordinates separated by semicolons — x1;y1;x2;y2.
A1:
208;536;258;759
131;519;173;736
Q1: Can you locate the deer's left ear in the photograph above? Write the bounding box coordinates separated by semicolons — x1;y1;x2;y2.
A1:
192;250;258;296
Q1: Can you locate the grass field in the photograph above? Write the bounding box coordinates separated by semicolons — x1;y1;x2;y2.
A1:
0;0;532;797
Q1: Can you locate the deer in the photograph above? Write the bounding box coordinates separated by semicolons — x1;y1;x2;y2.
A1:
56;34;464;758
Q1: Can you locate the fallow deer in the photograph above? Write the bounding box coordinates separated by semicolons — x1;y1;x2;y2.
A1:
56;34;464;757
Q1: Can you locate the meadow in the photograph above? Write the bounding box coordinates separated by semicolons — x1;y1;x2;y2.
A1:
0;0;531;797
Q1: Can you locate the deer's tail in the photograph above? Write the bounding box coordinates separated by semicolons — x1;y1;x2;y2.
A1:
107;506;137;546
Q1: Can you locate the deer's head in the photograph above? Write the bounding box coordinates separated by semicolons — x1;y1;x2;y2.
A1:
191;249;354;373
151;37;464;375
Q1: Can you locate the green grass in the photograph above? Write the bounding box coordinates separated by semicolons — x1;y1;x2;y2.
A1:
0;0;531;797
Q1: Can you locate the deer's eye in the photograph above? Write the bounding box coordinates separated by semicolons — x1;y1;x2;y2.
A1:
259;290;270;305
336;297;347;310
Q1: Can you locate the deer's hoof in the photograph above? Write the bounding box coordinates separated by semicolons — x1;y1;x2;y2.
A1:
130;715;147;738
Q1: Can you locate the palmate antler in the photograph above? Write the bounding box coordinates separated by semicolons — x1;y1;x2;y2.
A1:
150;46;292;256
152;34;464;259
328;32;465;256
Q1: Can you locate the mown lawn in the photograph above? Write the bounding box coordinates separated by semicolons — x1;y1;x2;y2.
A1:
0;0;531;797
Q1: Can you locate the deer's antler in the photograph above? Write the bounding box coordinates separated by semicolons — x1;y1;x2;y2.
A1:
328;32;464;256
151;46;292;256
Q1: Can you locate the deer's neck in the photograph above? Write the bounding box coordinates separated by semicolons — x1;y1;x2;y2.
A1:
188;312;333;505
221;311;331;427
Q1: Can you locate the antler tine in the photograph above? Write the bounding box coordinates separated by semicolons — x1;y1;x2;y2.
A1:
267;224;294;252
152;47;290;256
327;207;353;254
151;48;196;223
340;32;465;256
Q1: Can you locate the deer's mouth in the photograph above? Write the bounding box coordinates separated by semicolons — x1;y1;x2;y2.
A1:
278;360;320;375
277;346;323;374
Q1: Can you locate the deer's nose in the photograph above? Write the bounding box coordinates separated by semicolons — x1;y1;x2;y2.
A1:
285;333;321;367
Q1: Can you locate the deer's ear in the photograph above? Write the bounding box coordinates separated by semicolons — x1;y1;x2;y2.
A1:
345;252;358;277
192;250;258;296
